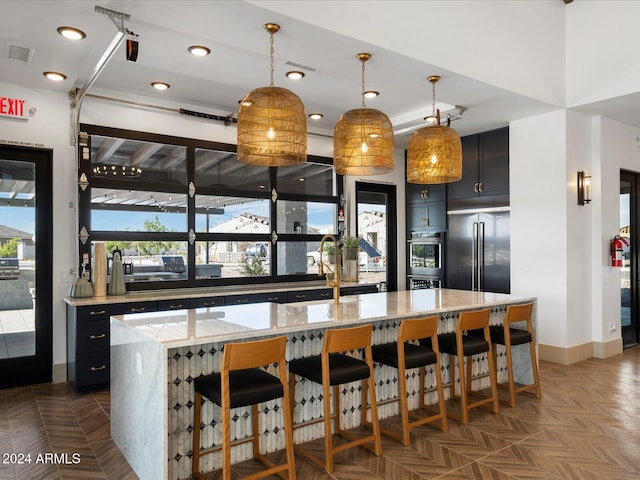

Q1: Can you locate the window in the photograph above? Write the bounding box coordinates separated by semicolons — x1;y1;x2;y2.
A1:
78;126;340;290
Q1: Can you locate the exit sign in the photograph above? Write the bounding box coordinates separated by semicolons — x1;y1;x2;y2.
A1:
0;96;27;120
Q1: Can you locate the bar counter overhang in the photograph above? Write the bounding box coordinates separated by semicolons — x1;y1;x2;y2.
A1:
109;289;537;480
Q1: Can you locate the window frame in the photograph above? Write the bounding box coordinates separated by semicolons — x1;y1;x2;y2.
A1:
78;124;342;291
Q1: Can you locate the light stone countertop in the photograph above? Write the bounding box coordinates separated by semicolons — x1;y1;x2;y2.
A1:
64;280;361;307
111;289;535;349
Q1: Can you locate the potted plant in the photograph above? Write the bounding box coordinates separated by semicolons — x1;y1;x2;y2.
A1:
342;236;360;260
342;236;360;282
322;241;336;265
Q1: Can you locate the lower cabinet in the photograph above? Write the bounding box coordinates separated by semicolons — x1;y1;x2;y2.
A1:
66;285;374;392
66;305;111;393
67;301;158;393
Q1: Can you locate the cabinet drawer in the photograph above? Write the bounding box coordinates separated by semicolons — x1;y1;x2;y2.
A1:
77;306;110;322
75;351;109;388
286;289;332;303
195;297;226;308
76;320;109;354
115;301;158;315
157;296;226;310
226;293;284;305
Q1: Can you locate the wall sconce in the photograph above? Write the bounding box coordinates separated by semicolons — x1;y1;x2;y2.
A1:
577;170;591;205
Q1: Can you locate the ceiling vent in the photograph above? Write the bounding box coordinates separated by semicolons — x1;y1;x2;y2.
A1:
284;60;319;73
7;44;34;62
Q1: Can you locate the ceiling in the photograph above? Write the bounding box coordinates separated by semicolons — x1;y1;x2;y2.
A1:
1;1;639;151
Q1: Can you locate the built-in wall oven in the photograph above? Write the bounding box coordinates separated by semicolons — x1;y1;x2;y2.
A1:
408;232;444;290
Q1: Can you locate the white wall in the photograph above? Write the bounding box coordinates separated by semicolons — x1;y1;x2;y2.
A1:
510;110;570;348
566;1;640;107
594;117;640;344
0;81;76;372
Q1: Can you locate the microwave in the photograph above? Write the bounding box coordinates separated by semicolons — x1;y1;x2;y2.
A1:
408;234;444;279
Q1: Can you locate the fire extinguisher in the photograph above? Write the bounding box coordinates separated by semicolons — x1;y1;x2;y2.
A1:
610;235;628;267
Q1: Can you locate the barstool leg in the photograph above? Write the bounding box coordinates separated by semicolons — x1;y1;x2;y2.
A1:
418;366;426;409
457;354;469;424
434;362;449;432
323;377;334;473
192;392;202;479
222;396;232;480
366;374;382;455
281;378;297;480
529;341;542;399
397;363;410;446
486;345;500;414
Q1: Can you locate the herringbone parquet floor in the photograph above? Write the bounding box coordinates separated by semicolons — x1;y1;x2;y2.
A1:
1;346;639;480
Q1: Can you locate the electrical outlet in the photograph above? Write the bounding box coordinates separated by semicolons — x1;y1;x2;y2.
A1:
609;323;617;333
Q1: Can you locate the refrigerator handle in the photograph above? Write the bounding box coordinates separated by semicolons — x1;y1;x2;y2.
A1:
472;221;478;291
478;221;485;291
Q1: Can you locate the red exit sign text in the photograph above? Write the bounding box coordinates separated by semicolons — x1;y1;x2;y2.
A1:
0;96;27;119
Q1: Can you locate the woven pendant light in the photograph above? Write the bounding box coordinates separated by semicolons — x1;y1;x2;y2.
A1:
237;23;307;166
334;53;394;176
407;75;462;184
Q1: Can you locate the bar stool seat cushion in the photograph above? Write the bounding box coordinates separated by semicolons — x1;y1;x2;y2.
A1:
194;369;284;409
288;353;370;386
488;326;532;346
372;342;437;369
434;332;490;356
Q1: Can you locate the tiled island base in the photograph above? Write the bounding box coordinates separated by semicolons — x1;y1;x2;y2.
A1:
110;290;536;480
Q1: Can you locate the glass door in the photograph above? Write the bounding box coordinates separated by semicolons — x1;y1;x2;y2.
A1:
0;146;52;388
355;182;397;291
620;172;638;347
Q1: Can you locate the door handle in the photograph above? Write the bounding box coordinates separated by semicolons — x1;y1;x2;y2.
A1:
472;222;478;291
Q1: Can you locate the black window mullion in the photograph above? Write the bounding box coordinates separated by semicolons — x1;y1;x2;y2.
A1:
187;146;196;280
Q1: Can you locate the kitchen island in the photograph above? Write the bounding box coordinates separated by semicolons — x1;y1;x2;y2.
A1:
110;289;537;480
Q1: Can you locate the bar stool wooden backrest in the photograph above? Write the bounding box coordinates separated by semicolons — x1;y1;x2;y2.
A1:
370;315;448;446
449;309;499;424
192;335;295;480
499;302;541;407
288;324;382;474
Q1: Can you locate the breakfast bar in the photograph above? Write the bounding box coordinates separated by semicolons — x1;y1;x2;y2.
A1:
110;289;537;480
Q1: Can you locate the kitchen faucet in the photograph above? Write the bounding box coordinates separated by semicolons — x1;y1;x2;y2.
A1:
318;234;341;304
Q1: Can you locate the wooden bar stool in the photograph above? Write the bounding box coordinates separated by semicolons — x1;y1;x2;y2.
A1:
423;309;499;424
370;315;448;446
287;324;382;474
192;335;296;480
489;302;541;407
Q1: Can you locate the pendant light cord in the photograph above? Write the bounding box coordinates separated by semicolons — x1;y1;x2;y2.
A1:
269;31;275;86
361;58;366;108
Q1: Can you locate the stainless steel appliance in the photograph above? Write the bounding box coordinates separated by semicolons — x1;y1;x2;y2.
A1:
446;207;510;293
408;233;444;289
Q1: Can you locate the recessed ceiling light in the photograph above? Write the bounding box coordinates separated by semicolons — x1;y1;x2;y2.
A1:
43;71;67;81
188;45;211;56
286;71;305;80
151;82;170;90
363;90;379;99
308;113;323;120
57;26;86;40
239;99;253;107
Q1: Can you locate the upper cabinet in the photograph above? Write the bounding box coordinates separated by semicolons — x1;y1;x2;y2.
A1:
447;127;509;201
406;183;447;233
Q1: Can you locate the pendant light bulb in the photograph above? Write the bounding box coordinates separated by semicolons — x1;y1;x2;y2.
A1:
333;53;394;176
406;75;462;184
237;23;307;166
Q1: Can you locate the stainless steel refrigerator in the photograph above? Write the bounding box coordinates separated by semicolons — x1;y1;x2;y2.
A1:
446;207;510;293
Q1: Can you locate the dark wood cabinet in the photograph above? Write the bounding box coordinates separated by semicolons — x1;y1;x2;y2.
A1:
226;292;286;305
66;305;111;393
406;183;447;233
447;127;509;201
